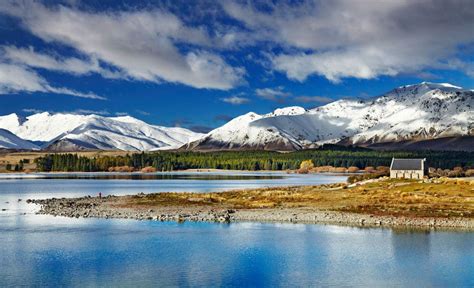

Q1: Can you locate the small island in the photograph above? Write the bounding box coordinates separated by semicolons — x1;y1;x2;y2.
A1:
31;177;474;230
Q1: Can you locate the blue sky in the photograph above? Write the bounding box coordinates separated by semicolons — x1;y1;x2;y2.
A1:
0;0;473;132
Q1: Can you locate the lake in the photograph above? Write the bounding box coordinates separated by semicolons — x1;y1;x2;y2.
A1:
0;172;473;287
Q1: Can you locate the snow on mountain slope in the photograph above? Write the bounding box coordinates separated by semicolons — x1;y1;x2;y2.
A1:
348;82;473;144
0;112;93;142
185;82;474;151
0;128;39;150
181;112;296;150
0;113;203;151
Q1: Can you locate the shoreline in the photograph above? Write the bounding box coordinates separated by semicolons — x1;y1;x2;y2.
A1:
31;198;474;230
0;170;353;179
30;179;474;230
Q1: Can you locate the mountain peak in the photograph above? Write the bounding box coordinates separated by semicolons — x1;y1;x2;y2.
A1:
0;113;22;130
420;82;462;89
112;115;143;124
399;82;463;91
269;106;306;116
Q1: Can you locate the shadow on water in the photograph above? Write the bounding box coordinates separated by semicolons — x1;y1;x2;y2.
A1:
30;174;285;180
0;172;287;181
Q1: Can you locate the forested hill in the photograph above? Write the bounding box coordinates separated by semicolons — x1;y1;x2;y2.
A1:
34;146;474;172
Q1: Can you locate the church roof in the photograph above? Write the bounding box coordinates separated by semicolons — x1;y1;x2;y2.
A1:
390;158;425;170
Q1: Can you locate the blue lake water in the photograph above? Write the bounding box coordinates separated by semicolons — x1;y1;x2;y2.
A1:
1;172;473;287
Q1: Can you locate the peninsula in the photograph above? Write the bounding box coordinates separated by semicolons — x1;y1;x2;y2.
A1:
31;177;474;230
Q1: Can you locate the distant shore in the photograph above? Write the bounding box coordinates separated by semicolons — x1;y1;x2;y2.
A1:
0;169;355;177
30;178;474;230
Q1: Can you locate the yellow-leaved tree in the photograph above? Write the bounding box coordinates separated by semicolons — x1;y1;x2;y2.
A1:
298;160;314;174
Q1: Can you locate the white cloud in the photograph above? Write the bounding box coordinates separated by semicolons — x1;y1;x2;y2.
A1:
45;86;106;100
0;63;106;99
2;0;472;92
221;95;250;105
222;0;474;82
135;110;151;116
272;49;403;82
0;2;244;90
255;87;290;101
294;95;333;104
22;108;43;114
2;45;121;78
68;109;110;116
21;108;111;116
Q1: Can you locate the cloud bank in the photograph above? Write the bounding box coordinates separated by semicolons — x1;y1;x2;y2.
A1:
0;2;244;90
222;0;474;82
0;0;473;99
221;95;250;105
0;63;105;99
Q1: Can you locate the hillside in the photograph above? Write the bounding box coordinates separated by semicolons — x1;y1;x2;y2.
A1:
0;128;39;150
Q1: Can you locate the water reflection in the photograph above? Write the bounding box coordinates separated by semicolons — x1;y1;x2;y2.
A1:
1;217;473;287
0;173;473;286
0;172;285;180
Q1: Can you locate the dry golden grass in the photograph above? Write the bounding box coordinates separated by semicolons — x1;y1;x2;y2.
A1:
121;179;474;218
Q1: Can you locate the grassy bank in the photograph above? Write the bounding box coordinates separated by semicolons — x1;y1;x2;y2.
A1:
32;178;474;229
119;178;474;218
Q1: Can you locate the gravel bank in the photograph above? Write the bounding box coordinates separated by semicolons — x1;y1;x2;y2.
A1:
29;194;474;230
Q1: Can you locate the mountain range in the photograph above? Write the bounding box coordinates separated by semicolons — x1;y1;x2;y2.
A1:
184;82;473;151
1;82;473;152
0;113;203;151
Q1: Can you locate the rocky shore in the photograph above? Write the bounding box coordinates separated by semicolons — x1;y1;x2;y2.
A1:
29;193;474;230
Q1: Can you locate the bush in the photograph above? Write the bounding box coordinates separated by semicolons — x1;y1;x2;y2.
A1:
312;166;334;173
347;171;389;184
140;166;157;173
376;166;390;172
108;166;134;172
364;166;375;173
347;166;359;173
333;167;347;173
448;170;464;177
298;160;314;174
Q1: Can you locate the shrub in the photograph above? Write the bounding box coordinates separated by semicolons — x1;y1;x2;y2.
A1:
108;166;134;172
312;166;334;173
140;166;157;173
465;169;474;177
347;166;359;173
448;170;464;177
364;166;375;173
298;160;314;174
347;170;389;184
334;167;347;173
376;166;390;172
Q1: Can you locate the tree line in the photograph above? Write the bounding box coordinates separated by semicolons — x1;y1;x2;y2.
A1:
34;145;474;172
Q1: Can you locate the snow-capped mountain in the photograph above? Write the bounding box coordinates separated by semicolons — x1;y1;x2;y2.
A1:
0;128;39;150
0;112;203;151
1;82;471;152
184;82;474;151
